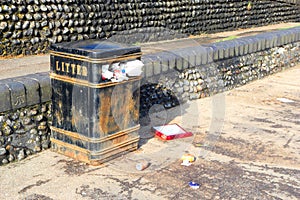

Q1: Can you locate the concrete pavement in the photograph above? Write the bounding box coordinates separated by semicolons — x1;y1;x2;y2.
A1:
0;64;299;199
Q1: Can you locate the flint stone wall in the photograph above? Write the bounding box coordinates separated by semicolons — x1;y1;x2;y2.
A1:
1;27;300;165
0;73;52;164
0;0;299;57
140;27;300;106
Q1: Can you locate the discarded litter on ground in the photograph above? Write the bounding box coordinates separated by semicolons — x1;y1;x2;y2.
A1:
189;181;200;189
181;153;196;166
152;124;193;140
193;143;203;147
181;153;196;162
136;160;150;171
276;97;295;103
181;160;192;166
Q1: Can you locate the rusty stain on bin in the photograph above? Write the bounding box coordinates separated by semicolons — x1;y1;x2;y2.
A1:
50;39;142;165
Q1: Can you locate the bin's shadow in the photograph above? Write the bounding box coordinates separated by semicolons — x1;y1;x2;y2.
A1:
137;83;189;147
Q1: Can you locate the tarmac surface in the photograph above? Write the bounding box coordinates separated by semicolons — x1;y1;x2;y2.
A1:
0;63;299;199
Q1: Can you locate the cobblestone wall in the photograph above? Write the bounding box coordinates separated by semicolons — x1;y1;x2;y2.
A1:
171;43;299;100
0;73;51;165
139;42;300;119
1;28;300;165
139;27;300;119
0;103;52;164
0;0;299;57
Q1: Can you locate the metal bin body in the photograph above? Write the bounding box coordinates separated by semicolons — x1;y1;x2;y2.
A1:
49;40;141;165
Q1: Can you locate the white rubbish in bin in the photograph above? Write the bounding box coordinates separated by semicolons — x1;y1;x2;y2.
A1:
125;60;144;76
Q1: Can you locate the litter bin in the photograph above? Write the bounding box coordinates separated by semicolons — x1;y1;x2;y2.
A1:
49;39;143;165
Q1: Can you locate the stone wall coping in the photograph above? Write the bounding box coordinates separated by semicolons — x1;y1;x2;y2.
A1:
142;26;300;74
0;72;50;113
1;27;300;113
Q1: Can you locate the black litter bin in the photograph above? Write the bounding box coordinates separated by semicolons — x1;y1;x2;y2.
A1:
49;39;142;165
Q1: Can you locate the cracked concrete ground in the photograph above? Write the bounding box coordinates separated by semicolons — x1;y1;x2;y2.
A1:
0;64;299;199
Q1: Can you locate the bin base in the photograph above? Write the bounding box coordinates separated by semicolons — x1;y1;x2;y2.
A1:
50;127;140;165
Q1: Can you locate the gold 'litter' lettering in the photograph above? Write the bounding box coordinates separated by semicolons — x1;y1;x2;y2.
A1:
71;64;76;74
56;61;60;71
61;62;65;72
55;60;88;77
77;65;82;75
65;63;70;73
82;66;88;76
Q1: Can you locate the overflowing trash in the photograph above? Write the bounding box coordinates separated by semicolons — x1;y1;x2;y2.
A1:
101;59;144;82
125;60;144;76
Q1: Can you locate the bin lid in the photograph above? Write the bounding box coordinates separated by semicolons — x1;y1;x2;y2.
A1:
50;39;141;59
